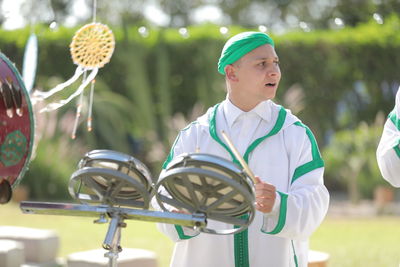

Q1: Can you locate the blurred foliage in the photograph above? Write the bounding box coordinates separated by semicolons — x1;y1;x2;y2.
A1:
20;136;83;201
1;16;399;200
322;112;391;201
14;0;400;32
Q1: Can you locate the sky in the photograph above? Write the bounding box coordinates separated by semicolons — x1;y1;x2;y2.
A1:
1;0;224;30
2;0;25;29
2;0;92;29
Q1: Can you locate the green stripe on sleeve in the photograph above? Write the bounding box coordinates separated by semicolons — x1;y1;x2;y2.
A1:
393;138;400;158
292;159;325;183
389;110;400;131
291;122;324;184
161;122;199;238
174;225;197;240
162;133;180;169
162;121;198;169
262;191;288;235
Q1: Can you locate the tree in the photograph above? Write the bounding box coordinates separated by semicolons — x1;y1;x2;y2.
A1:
0;0;4;25
19;0;71;25
159;0;205;27
323;113;386;203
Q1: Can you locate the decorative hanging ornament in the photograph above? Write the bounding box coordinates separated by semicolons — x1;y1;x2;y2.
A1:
33;23;115;111
70;22;115;69
32;22;115;138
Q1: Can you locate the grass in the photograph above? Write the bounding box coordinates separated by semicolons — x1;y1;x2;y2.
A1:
310;216;400;267
1;202;400;267
0;202;174;267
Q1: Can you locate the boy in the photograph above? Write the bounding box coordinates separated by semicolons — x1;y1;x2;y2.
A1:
154;32;329;267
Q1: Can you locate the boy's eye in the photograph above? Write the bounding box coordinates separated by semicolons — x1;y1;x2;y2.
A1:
257;59;279;67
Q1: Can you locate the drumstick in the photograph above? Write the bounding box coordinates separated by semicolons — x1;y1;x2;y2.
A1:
221;130;257;183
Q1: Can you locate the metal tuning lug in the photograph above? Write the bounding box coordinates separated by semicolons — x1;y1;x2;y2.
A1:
94;213;108;224
0;80;14;118
6;76;22;116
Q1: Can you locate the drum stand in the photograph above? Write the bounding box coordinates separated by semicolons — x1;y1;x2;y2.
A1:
102;215;124;267
20;151;207;267
19;150;256;266
20;201;206;267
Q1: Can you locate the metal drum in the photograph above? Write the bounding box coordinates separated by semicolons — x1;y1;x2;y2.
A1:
0;52;35;204
155;153;255;234
69;150;154;209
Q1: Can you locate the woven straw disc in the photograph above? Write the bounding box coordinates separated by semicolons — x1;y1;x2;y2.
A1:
70;23;115;69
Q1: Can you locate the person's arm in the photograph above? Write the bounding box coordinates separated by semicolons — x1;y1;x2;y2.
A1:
260;123;330;240
376;88;400;187
151;128;200;242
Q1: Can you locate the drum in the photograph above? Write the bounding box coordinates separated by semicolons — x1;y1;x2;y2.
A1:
0;52;35;204
155;153;255;235
69;150;154;209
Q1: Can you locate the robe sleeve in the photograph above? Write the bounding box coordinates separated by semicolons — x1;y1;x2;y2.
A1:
261;122;330;240
151;126;200;242
376;88;400;187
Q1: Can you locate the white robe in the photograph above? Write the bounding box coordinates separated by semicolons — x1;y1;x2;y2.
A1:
377;88;400;187
153;99;329;267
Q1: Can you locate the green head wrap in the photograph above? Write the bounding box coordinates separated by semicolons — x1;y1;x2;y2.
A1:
217;31;274;75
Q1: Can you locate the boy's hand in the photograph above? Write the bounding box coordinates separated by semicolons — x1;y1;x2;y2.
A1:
254;176;276;213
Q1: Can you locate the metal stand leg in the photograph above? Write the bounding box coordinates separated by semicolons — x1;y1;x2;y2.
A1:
102;215;126;267
20;201;208;266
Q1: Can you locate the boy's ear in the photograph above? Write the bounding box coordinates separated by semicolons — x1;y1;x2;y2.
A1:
225;65;239;82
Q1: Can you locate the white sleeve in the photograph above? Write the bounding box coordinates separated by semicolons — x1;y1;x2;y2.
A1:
396;87;400;118
151;128;200;242
376;90;400;187
262;123;330;240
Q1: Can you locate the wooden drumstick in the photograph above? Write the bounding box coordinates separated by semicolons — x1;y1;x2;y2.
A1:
221;130;257;183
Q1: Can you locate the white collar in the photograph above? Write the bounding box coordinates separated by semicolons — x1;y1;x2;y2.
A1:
222;98;272;128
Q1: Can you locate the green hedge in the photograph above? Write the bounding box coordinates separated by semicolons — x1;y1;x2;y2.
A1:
2;17;399;199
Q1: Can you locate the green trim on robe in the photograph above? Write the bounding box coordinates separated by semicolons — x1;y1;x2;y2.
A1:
261;191;288;235
174;225;199;240
209;103;288;267
209;103;239;164
393;138;400;158
243;107;287;163
162;121;198;169
234;214;250;267
161;121;199;240
291;121;325;185
389;110;400;131
291;240;299;267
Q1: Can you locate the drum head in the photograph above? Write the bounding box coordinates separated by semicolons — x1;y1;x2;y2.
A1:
155;153;255;235
0;52;35;204
69;150;154;209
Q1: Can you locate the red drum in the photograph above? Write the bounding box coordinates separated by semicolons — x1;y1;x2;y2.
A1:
0;53;35;204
